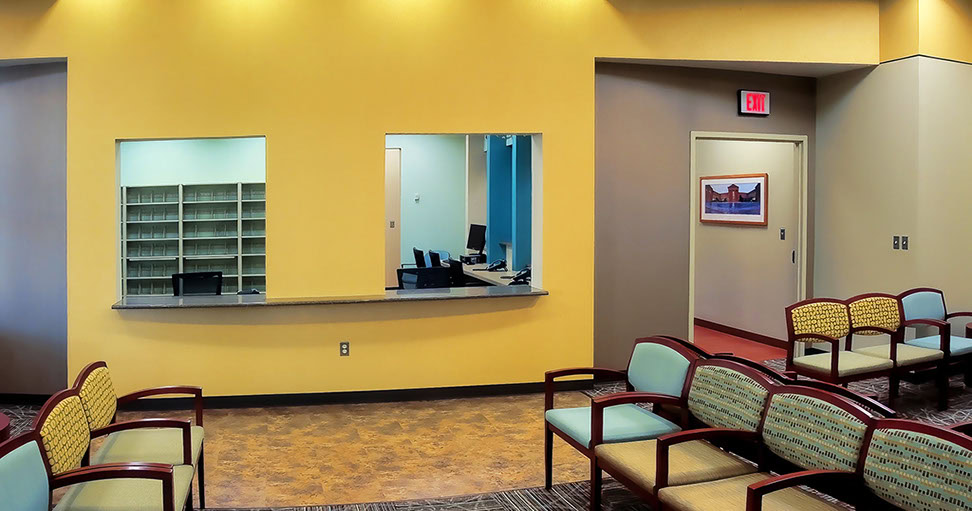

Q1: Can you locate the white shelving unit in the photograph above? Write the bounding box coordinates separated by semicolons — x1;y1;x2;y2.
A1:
121;183;266;296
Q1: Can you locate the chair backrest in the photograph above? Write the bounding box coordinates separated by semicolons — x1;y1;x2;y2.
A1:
73;361;118;431
33;388;92;476
446;258;464;286
847;293;902;336
862;419;972;510
0;432;50;511
625;337;704;397
785;298;850;345
899;287;947;322
685;358;777;432
428;250;442;267
760;386;874;473
412;247;427;268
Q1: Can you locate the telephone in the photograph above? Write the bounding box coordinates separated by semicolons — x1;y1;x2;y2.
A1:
509;268;531;285
486;259;507;272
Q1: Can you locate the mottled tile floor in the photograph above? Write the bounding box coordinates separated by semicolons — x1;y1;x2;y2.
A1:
105;391;592;508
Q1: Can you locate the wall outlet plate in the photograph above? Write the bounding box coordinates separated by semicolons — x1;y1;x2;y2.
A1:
340;341;350;356
902;236;909;250
893;236;900;250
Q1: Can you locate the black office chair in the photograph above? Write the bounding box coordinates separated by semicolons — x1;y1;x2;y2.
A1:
397;267;451;289
446;258;464;286
172;271;223;296
429;251;442;267
412;247;427;268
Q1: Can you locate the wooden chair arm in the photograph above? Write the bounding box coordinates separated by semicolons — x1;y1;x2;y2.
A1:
117;386;203;426
901;318;949;329
901;319;950;353
945;311;972;320
746;470;857;511
91;419;192;465
590;392;682;447
655;428;758;490
52;462;177;511
544;367;626;410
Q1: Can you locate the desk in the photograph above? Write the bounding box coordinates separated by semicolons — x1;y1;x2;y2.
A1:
463;263;518;286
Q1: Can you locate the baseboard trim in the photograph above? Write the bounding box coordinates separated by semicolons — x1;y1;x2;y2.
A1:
119;380;593;411
694;318;787;349
0;393;50;406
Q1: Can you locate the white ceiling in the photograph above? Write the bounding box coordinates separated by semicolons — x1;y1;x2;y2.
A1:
597;58;874;78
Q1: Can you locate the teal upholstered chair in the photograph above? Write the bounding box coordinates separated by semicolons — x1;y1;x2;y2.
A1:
900;287;972;387
543;336;708;489
0;432;51;510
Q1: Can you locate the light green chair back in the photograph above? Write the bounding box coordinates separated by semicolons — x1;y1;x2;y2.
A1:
687;362;772;432
627;341;692;397
0;436;50;511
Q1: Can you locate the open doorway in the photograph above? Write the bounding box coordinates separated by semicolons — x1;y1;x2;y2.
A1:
689;132;809;351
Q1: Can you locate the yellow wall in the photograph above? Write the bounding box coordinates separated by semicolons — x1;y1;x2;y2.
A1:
880;0;920;61
919;0;972;63
0;0;880;396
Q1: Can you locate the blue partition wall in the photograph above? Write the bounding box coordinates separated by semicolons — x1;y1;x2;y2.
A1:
486;135;531;271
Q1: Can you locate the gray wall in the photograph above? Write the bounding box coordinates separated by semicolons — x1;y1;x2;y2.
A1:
0;62;67;394
594;63;816;368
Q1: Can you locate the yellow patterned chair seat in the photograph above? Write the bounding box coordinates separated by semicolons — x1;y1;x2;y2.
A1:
595;438;756;493
792;352;892;376
52;464;194;511
657;472;845;511
91;426;204;468
853;344;943;366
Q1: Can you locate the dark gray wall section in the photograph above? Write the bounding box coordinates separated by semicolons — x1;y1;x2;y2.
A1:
0;62;67;394
594;63;816;369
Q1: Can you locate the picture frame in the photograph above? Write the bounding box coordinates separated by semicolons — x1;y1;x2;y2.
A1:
699;173;768;226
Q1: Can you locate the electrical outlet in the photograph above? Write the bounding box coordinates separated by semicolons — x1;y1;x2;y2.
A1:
893;236;900;250
901;236;909;250
340;341;350;356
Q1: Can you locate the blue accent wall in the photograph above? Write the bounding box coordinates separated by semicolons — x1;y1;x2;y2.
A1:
486;135;512;262
511;136;532;271
386;135;467;266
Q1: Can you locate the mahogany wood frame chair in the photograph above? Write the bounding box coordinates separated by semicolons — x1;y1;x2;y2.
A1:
845;292;947;410
899;287;972;386
543;336;707;490
30;387;193;511
784;298;894;389
655;385;879;511
72;361;205;508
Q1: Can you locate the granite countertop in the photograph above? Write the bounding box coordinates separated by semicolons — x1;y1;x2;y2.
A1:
112;285;547;309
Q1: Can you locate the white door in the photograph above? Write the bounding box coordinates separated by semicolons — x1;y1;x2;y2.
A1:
385;148;402;288
693;138;801;340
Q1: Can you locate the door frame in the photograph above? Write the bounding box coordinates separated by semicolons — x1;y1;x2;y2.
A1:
688;131;809;345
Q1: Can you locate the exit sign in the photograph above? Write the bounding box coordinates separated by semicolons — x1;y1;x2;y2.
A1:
739;90;770;116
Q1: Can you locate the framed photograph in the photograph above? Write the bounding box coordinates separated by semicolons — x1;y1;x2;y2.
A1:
700;173;768;226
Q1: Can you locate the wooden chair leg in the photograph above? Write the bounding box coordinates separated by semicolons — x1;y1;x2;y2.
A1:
590;458;602;511
198;449;206;509
937;362;949;411
965;361;972;386
544;424;553;490
186;487;194;511
887;375;898;408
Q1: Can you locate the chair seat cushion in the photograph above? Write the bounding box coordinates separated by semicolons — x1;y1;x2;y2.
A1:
853;344;943;366
53;463;193;511
91;426;204;468
793;351;893;376
657;472;845;511
595;438;756;492
545;405;680;448
906;335;972;356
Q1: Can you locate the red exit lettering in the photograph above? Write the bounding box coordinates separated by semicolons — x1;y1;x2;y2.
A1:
739;90;770;115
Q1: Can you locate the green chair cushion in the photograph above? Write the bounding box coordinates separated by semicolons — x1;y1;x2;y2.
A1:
91;426;203;468
906;335;972;356
52;463;193;511
853;344;943;366
793;351;893;376
545;404;680;448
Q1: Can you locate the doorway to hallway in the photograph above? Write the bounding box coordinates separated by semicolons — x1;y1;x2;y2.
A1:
689;132;808;348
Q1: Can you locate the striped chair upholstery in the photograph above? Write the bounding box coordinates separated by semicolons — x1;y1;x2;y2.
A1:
687;365;770;432
848;295;901;335
789;301;849;344
77;366;117;431
761;392;868;472
37;395;91;475
864;427;972;511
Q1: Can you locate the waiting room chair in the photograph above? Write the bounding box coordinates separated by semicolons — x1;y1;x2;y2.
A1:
543;336;706;490
845;293;946;409
30;387;194;510
72;361;205;508
784;298;893;388
899;287;972;386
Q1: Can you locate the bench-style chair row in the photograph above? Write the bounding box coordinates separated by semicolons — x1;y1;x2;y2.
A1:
543;336;894;494
0;361;204;510
587;357;972;510
785;287;972;409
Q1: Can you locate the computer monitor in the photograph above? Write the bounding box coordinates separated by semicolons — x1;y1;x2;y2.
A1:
172;272;223;296
466;224;486;254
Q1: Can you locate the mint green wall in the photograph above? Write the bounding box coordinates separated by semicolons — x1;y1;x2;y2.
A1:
119;137;266;186
386;135;466;265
